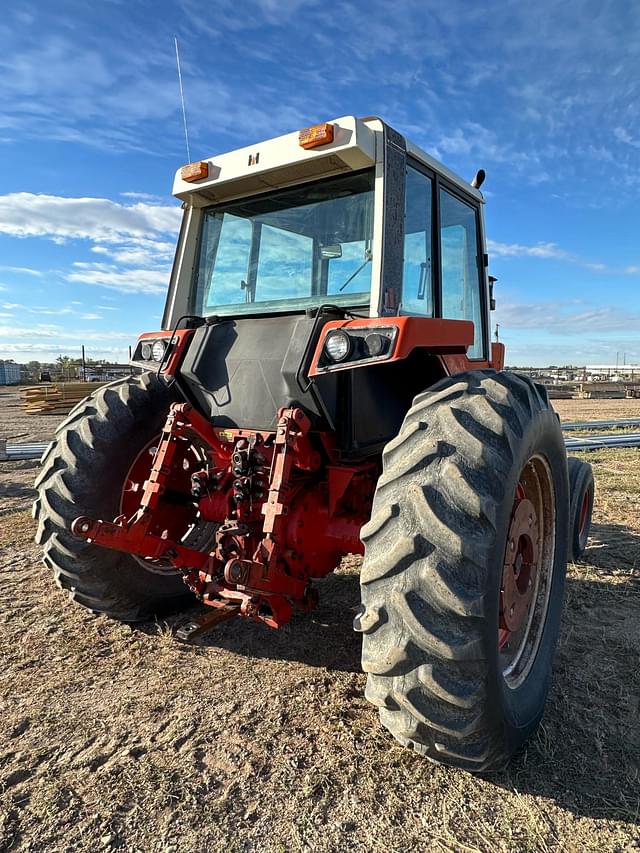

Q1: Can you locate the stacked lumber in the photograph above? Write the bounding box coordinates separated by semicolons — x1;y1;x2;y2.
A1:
20;382;105;415
546;387;574;400
577;382;626;399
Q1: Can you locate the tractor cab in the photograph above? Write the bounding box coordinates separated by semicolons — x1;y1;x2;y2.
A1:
165;116;492;353
136;117;502;449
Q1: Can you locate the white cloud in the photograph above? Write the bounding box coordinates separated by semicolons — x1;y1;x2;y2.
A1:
0;265;43;276
67;264;169;295
92;238;176;267
614;127;640;148
496;300;640;333
120;191;167;202
0;22;314;156
0;192;180;296
0;317;137;362
0;193;181;243
0;323;132;342
488;239;640;276
1;301;73;316
429;122;531;168
0;301;107;320
488;240;572;261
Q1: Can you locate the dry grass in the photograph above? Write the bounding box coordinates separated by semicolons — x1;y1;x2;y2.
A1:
0;395;639;852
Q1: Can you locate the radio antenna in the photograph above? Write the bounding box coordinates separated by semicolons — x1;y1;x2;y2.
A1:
174;36;191;162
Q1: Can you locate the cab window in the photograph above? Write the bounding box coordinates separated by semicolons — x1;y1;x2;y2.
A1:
193;169;374;316
439;189;484;359
254;224;313;302
402;166;434;316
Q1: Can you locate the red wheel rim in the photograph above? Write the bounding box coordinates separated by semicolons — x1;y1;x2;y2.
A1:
578;488;591;537
499;456;557;688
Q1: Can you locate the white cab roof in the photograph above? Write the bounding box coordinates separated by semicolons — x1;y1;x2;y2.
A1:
173;115;483;206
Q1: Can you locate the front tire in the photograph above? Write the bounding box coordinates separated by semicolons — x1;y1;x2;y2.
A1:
356;370;569;771
34;374;195;621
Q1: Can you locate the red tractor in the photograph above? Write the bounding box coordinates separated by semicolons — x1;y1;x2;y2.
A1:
34;117;594;771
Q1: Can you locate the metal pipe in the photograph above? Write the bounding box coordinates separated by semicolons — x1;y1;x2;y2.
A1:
561;417;640;431
1;441;49;461
565;433;640;451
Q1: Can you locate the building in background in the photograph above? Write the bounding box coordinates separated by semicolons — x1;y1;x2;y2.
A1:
0;361;21;385
511;364;640;383
584;364;640;381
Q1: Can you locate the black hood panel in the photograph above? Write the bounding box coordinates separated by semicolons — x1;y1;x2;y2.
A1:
179;315;337;431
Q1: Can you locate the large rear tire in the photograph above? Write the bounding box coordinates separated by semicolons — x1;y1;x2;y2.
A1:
33;374;196;621
356;370;569;771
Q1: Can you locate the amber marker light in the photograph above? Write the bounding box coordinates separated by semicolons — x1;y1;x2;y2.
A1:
298;122;334;150
180;161;209;182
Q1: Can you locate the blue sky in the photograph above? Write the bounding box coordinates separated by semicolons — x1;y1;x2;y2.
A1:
0;0;638;367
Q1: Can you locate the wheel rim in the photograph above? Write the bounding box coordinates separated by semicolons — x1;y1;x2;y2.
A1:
499;455;556;689
120;436;212;576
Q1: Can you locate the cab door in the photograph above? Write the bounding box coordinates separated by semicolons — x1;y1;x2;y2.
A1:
438;186;487;360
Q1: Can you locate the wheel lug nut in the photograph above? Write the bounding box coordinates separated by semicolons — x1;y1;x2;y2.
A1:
509;605;514;616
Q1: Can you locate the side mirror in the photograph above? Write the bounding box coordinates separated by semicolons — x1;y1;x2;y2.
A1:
489;274;497;310
320;244;342;260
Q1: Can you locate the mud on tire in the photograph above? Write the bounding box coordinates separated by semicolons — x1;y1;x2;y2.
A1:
33;374;195;621
355;370;569;771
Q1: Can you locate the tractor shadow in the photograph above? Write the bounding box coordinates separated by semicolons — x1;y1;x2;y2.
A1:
488;522;640;823
0;481;38;501
579;520;640;572
152;567;365;673
0;459;40;508
140;524;640;823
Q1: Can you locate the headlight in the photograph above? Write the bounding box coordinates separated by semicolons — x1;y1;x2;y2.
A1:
324;330;352;363
152;339;167;362
364;333;386;357
315;325;397;373
140;342;153;361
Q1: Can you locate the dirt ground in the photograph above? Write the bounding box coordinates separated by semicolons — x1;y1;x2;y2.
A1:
0;387;639;853
0;388;61;519
552;397;640;422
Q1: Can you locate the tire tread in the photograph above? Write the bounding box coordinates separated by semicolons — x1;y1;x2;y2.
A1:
357;370;564;771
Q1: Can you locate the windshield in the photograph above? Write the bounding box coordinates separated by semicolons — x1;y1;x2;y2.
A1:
191;169;375;316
